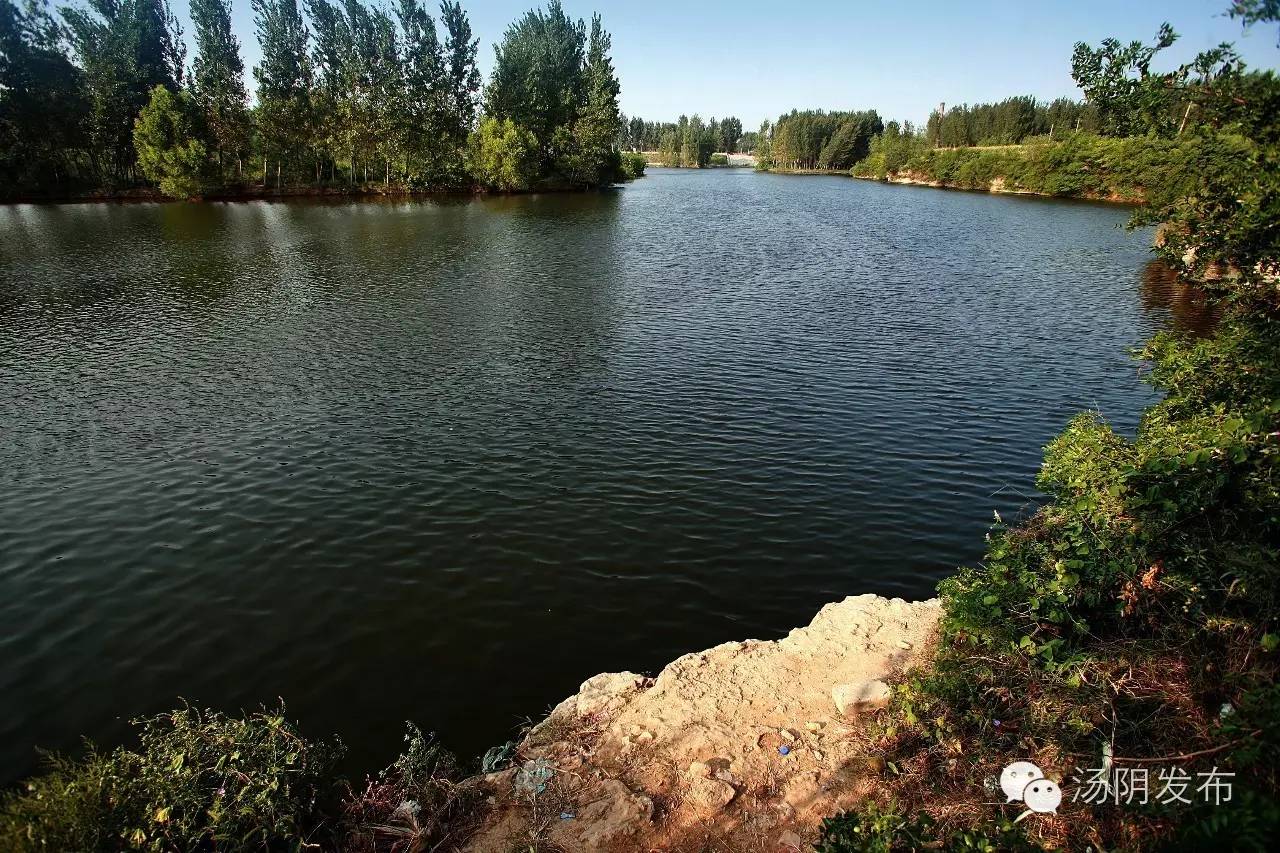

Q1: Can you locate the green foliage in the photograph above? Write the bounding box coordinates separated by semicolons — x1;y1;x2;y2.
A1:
923;96;1097;147
467;116;538;190
619;150;645;179
59;0;185;186
251;0;310;181
1071;24;1180;136
709;153;728;166
816;802;935;853
133;84;213;198
763;108;882;171
483;1;623;188
816;802;1040;852
341;723;466;852
852;121;930;179
0;0;88;195
679;113;714;167
880;133;1205;201
0;704;343;852
189;0;249;170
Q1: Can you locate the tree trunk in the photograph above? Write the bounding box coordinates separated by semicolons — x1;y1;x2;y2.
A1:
276;162;281;190
263;155;268;186
1177;103;1194;137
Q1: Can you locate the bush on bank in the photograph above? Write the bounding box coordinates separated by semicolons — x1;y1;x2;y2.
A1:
852;132;1222;203
0;706;462;852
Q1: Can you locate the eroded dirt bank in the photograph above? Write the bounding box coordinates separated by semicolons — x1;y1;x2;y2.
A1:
461;594;942;852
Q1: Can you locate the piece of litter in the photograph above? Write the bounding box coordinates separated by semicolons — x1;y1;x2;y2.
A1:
778;745;791;755
559;812;575;821
514;758;555;797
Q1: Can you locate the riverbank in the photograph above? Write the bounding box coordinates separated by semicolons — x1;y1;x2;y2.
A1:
461;595;941;851
755;133;1220;205
1;179;643;205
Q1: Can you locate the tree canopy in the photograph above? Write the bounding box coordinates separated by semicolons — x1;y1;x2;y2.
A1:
1;0;632;198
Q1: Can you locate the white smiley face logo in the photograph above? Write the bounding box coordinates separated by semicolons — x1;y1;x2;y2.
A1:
999;761;1044;802
1023;778;1062;813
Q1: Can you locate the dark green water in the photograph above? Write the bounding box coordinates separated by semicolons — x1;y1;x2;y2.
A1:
0;169;1199;784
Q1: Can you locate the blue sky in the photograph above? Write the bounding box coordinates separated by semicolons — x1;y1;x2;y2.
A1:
170;0;1280;128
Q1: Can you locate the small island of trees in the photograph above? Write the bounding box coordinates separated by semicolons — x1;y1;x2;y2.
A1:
0;0;646;199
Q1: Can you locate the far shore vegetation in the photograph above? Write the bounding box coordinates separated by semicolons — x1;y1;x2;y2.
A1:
0;1;1277;851
0;0;644;201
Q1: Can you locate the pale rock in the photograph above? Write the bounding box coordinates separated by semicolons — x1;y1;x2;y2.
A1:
778;829;806;850
575;672;645;718
687;775;737;813
832;679;892;716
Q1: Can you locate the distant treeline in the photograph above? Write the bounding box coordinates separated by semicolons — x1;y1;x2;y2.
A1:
924;96;1099;147
756;24;1268;186
613;115;746;166
753;98;1089;174
0;0;642;199
756;109;883;171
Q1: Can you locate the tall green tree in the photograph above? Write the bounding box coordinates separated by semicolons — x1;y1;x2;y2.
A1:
189;0;248;175
305;0;348;181
0;0;87;193
485;0;583;156
438;0;478;145
61;0;185;183
564;12;620;185
719;115;742;153
395;0;447;183
1071;23;1179;136
251;0;310;186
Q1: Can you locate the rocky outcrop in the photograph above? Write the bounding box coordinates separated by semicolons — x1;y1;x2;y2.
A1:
461;594;941;852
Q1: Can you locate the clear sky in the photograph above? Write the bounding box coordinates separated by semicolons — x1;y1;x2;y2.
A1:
169;0;1280;128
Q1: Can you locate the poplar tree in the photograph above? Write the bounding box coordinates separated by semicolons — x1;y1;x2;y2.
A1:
438;1;479;145
189;0;248;174
485;0;583;154
0;0;86;192
251;0;310;186
395;0;446;182
570;12;620;185
61;0;185;183
305;0;349;181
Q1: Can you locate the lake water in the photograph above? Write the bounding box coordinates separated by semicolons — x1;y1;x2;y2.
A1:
0;169;1193;784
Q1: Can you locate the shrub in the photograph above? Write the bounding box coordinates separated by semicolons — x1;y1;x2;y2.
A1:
816;801;1040;852
466;117;539;191
619;151;646;180
341;723;468;853
709;153;729;166
134;86;215;200
881;133;1205;202
0;704;343;852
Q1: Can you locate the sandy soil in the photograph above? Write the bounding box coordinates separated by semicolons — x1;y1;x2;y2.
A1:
459;594;941;852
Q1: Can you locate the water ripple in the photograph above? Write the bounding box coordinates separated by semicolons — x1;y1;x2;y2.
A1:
1;172;1167;782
